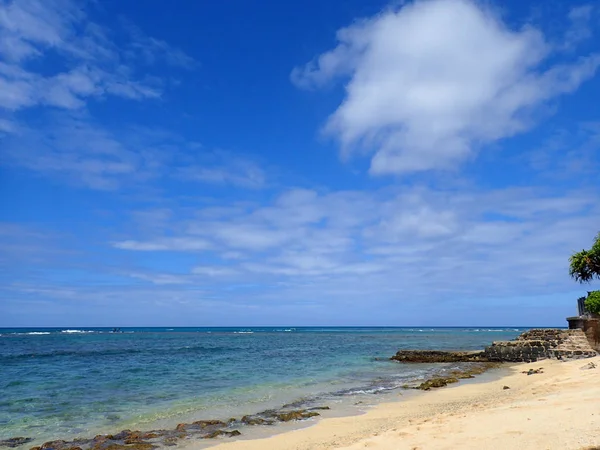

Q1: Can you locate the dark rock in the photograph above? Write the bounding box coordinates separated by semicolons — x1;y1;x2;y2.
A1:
522;368;543;375
417;377;459;390
240;416;274;426
503;386;510;390
453;373;475;379
139;433;159;440
161;437;178;447
41;440;69;450
174;424;186;432
202;430;241;439
192;420;226;428
308;406;330;411
391;350;488;363
104;444;155;450
274;410;320;422
111;431;136;441
0;438;34;448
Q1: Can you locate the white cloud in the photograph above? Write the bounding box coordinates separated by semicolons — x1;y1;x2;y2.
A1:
292;0;600;175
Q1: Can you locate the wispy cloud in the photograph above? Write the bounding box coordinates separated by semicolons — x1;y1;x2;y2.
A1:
177;150;267;189
114;237;212;251
562;4;596;50
121;19;197;69
112;185;600;299
291;0;600;175
0;0;194;111
1;113;270;190
2;182;598;325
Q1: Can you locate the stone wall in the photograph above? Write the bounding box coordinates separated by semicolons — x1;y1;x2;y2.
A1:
582;318;600;352
484;329;597;362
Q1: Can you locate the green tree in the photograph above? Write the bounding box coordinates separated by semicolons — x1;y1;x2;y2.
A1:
569;232;600;283
585;291;600;315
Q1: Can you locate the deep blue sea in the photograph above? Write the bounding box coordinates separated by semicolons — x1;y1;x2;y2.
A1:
0;327;526;447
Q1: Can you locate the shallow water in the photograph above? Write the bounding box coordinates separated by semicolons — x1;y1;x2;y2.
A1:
0;327;525;446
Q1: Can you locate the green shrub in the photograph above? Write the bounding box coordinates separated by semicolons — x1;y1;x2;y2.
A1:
585;291;600;314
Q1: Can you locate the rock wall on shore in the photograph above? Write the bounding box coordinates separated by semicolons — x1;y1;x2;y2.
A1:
391;329;598;364
484;329;597;362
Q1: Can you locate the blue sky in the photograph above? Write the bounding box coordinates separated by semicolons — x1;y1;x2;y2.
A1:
0;0;599;327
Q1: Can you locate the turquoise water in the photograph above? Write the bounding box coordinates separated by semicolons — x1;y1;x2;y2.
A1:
0;327;525;446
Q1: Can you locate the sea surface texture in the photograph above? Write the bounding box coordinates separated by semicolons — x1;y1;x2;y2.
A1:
0;327;524;446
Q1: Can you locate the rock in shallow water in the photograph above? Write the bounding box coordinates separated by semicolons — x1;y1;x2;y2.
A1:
274;411;320;422
0;438;34;448
391;350;488;363
202;430;241;439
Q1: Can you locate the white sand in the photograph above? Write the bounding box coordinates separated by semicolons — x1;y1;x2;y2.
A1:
204;356;600;450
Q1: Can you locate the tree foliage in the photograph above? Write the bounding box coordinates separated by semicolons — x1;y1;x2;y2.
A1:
585;291;600;315
569;232;600;283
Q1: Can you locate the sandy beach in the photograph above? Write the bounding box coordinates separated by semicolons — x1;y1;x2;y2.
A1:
206;356;600;450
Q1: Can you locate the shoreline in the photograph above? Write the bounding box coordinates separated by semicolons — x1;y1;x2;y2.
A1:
6;362;498;450
201;356;600;450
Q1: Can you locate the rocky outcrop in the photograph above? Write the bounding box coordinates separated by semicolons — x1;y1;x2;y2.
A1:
484;329;597;362
25;405;329;450
417;377;459;390
391;329;598;365
390;350;489;363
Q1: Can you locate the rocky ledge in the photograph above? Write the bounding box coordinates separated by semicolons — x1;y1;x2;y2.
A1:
391;329;598;365
391;350;488;363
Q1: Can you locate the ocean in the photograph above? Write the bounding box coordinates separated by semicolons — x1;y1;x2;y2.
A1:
0;327;525;447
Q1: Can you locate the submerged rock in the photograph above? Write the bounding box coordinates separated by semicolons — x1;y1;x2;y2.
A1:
25;403;324;450
0;438;33;448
